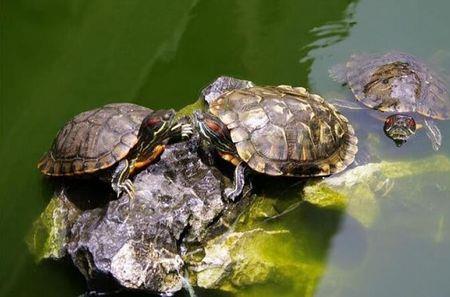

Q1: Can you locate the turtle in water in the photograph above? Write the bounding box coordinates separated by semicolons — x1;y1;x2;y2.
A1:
38;103;192;198
329;52;450;150
193;76;358;201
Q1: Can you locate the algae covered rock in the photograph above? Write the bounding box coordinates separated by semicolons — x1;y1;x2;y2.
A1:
27;193;81;262
304;154;450;228
29;94;450;297
188;227;325;296
28;137;252;295
186;154;450;296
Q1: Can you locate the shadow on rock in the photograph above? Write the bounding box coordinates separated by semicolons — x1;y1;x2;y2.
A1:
28;138;253;295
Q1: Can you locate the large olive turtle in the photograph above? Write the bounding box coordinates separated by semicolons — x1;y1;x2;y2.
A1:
329;52;450;150
38;103;192;198
193;77;358;201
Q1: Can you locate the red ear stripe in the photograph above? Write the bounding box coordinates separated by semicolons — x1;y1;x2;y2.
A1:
146;117;161;127
205;119;224;134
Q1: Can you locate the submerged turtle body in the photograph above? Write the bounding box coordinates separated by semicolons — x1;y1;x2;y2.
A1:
330;52;450;150
208;85;358;177
38;103;152;176
331;52;450;119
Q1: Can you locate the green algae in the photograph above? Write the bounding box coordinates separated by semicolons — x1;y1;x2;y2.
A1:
26;196;80;263
194;228;324;296
192;154;450;296
26;143;450;296
380;154;450;179
176;98;206;118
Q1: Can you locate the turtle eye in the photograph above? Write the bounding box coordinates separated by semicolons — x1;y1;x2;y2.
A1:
382;78;390;84
163;112;172;121
386;116;394;126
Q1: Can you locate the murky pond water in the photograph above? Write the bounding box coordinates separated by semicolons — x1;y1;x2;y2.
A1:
1;0;449;296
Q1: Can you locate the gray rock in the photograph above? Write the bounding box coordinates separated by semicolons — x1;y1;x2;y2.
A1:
201;76;255;104
35;137;251;295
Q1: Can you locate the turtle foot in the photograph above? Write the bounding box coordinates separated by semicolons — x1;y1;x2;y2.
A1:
224;187;240;202
113;179;136;200
181;123;194;139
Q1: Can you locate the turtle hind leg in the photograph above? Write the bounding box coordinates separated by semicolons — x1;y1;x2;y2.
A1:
224;161;248;201
111;159;135;199
424;119;442;151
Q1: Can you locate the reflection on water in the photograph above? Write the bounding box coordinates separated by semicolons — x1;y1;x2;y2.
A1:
1;0;450;296
300;3;357;64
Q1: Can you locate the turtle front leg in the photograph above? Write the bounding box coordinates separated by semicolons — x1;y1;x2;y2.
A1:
424;119;442;151
224;161;248;201
111;159;135;199
170;116;194;140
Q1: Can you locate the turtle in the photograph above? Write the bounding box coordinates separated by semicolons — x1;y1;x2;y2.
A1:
329;51;450;150
193;76;358;201
37;103;192;198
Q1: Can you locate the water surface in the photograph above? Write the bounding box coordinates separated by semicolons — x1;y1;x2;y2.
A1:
1;0;449;296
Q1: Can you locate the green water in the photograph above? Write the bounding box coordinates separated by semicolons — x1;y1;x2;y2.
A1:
1;0;450;296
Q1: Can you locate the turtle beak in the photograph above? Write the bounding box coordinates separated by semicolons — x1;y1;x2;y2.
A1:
393;138;407;147
385;126;412;147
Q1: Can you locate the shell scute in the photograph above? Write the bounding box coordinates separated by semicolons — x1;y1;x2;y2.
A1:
261;98;294;126
234;140;256;162
250;123;288;161
210;86;358;176
238;106;269;132
335;52;450;119
39;103;152;176
230;126;250;142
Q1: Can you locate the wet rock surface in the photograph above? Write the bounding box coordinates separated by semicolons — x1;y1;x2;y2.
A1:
29;138;252;295
30;123;450;296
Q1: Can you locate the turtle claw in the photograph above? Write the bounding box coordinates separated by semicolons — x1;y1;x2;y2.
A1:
115;179;136;200
124;179;136;199
181;123;194;139
223;161;247;202
170;123;182;132
111;180;135;222
171;122;193;139
224;187;238;201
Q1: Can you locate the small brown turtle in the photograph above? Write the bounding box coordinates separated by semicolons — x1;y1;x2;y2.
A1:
193;77;358;200
330;52;450;150
38;103;192;198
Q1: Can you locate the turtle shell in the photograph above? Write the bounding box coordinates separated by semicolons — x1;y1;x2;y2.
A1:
336;52;450;119
38;103;152;176
209;85;358;176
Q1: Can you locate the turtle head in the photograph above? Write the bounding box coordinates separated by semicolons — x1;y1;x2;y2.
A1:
139;109;176;148
383;114;416;147
193;110;236;154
